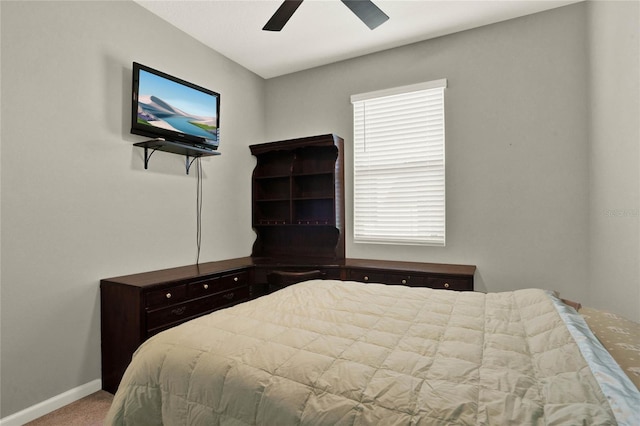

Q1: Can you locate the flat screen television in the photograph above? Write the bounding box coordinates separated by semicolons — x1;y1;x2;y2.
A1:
131;62;220;150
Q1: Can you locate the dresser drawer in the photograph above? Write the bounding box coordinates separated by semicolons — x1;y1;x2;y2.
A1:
216;285;250;307
348;269;386;284
147;295;213;332
218;271;249;292
146;286;251;333
384;273;422;286
348;269;420;286
426;276;472;291
188;271;249;298
188;277;218;299
146;284;187;309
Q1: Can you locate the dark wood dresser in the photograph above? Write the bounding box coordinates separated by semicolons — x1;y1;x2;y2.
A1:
344;258;475;291
100;257;256;394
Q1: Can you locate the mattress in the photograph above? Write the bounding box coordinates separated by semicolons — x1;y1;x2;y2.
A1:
105;280;640;425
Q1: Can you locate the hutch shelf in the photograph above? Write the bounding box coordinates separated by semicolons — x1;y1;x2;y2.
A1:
250;134;345;260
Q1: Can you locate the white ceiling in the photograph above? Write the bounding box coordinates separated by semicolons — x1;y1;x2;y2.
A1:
135;0;581;79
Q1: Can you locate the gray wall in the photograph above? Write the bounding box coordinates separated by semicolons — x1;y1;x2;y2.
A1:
0;0;264;417
1;0;638;420
587;0;640;322
266;4;591;300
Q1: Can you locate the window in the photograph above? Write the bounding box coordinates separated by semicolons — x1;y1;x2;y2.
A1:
351;79;447;246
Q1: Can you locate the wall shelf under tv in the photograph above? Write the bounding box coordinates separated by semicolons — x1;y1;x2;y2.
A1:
134;138;220;174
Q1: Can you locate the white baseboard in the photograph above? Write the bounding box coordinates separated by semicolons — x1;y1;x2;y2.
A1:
0;379;102;426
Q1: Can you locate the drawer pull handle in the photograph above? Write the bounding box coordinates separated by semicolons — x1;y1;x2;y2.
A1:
203;284;209;290
171;306;186;316
444;283;450;289
223;292;234;300
364;276;369;281
233;277;239;282
166;293;172;299
401;279;407;284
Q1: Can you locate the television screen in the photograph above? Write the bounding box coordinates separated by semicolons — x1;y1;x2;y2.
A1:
131;62;220;149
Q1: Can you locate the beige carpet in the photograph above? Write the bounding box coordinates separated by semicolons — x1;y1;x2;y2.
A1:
25;391;113;426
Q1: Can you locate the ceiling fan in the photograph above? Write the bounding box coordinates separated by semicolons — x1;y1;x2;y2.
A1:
263;0;389;31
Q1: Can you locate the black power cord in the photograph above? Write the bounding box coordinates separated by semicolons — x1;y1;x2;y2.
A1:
195;157;203;264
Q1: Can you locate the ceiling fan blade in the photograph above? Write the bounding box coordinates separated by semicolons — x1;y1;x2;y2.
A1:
341;0;389;30
263;0;304;31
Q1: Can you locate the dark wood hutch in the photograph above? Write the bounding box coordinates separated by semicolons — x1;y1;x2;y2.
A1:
101;134;476;394
250;134;345;259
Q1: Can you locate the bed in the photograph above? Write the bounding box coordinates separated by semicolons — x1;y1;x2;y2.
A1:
580;306;640;391
105;280;640;425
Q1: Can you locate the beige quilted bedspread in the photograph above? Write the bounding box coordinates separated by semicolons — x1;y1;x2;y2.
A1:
106;281;618;425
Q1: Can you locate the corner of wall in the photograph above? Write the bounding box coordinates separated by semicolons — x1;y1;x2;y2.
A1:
586;0;640;321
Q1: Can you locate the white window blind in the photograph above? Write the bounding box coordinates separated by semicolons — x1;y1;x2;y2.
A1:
351;79;447;246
